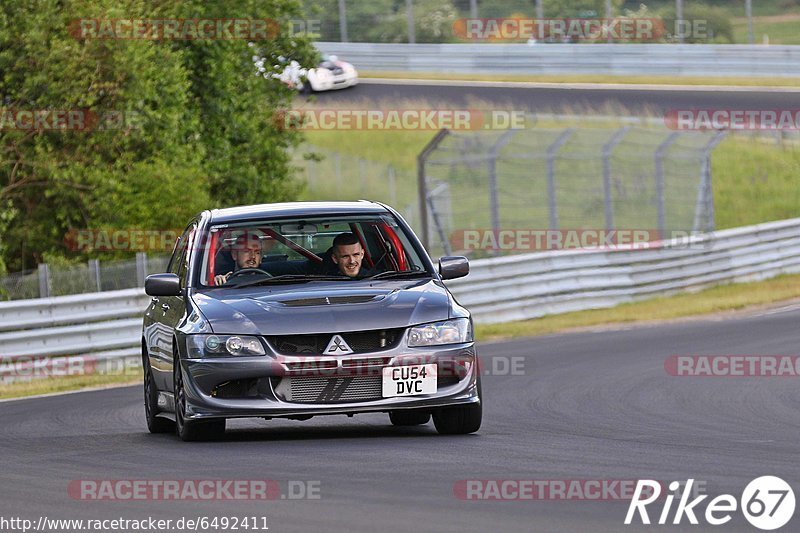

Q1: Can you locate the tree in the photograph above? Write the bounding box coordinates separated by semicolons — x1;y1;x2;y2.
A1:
0;0;316;271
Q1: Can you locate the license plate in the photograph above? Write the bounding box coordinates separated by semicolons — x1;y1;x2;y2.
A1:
382;364;437;397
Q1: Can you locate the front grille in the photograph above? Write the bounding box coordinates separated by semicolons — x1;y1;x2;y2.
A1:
282;375;383;403
341;356;392;369
284;359;338;372
267;329;403;355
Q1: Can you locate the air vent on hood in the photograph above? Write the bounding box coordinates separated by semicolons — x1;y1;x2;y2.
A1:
277;294;383;307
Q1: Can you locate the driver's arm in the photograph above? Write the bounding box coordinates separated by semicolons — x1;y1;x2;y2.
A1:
213;271;232;286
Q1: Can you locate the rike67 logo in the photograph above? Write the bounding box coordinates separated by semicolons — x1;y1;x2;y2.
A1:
625;477;795;530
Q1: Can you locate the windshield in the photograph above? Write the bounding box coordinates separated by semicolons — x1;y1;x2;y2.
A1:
195;214;430;288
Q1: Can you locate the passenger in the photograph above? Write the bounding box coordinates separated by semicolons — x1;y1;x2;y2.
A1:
330;232;376;279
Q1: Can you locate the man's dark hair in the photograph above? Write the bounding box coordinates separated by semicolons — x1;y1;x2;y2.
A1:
332;232;360;248
230;231;263;252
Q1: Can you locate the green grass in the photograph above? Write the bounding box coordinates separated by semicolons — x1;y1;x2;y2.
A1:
476;272;800;341
732;14;800;45
0;373;139;400
362;71;800;86
303;130;429;172
713;137;800;228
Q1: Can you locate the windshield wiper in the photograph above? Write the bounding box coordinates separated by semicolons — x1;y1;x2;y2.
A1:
233;274;345;288
365;270;431;281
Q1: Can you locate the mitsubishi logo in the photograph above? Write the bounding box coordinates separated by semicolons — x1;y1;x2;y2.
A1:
324;334;353;355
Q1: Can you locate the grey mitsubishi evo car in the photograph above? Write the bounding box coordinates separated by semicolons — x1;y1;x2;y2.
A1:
142;201;481;440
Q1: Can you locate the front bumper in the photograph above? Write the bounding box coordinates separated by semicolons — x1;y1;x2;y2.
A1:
179;342;479;420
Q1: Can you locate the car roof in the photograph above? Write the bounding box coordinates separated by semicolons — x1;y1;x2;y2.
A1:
207;201;389;224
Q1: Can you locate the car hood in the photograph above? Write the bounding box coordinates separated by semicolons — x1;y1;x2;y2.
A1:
192;280;451;335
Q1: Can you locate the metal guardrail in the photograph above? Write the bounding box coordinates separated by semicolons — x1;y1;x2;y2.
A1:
1;217;799;381
0;288;148;382
447;217;800;323
317;42;800;77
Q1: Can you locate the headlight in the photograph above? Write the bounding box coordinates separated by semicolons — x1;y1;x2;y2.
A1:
186;335;266;357
408;319;473;347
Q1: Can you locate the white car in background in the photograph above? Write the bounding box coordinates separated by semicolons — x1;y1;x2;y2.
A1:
279;55;359;93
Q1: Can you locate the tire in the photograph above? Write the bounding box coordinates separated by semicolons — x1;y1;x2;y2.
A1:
173;351;225;442
143;351;174;434
432;377;482;435
389;410;431;426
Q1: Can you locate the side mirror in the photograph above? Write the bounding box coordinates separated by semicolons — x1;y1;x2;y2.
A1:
438;256;469;280
145;273;181;297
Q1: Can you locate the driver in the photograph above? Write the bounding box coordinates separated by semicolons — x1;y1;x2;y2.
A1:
213;232;266;286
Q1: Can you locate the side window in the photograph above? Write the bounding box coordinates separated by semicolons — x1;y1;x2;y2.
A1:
168;223;196;286
167;237;187;276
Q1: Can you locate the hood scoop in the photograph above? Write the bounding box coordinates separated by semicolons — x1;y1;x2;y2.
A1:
276;294;385;307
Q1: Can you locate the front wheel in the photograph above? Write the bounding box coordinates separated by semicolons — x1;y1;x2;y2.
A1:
174;353;225;442
433;403;482;435
432;377;482;435
144;353;173;434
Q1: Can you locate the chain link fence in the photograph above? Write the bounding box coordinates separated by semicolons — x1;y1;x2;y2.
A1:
301;0;753;45
0;253;170;301
418;122;728;257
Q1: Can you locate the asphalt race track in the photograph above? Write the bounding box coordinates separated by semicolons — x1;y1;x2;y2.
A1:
317;79;800;115
2;307;799;532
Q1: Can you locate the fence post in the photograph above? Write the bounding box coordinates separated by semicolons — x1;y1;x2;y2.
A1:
546;129;575;230
417;129;450;251
406;0;415;44
601;126;630;230
694;131;727;233
487;129;520;254
37;263;50;298
654;132;680;236
338;0;348;42
88;259;101;292
136;253;148;287
426;183;452;256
